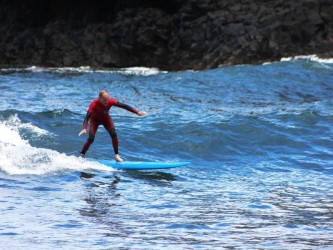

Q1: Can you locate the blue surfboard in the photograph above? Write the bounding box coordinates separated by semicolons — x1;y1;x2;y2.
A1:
97;160;191;170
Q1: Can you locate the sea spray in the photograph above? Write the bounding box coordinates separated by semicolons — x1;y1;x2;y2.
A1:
0;115;113;175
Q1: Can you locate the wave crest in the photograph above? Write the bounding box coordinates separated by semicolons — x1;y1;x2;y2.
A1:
0;114;113;175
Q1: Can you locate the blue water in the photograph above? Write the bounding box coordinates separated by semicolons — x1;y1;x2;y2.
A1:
0;56;332;249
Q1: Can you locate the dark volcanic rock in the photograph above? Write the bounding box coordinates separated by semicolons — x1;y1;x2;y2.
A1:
0;0;332;70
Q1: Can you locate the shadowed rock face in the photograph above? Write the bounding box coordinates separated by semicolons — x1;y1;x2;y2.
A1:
0;0;332;70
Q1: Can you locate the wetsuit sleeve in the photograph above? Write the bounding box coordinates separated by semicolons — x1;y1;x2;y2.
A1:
115;102;139;115
82;111;92;129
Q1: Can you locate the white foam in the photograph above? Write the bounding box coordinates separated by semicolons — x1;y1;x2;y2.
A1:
118;67;164;76
281;55;333;64
0;120;28;146
0;115;114;175
21;122;49;136
0;65;165;76
4;114;50;137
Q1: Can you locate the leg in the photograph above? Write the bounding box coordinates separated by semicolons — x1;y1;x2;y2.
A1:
80;120;99;156
108;128;119;154
103;116;123;162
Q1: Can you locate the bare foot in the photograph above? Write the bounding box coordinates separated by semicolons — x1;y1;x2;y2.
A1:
115;154;123;162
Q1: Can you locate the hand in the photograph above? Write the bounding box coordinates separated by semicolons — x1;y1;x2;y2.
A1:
138;111;147;116
78;128;86;136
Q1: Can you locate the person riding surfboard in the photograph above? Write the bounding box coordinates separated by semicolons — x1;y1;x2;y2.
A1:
78;90;146;162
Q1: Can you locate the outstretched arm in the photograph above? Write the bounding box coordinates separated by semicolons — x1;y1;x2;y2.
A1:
116;102;147;116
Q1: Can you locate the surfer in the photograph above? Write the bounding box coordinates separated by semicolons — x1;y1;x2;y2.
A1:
78;90;146;162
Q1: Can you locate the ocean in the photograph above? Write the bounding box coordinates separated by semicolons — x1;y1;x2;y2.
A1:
0;55;332;249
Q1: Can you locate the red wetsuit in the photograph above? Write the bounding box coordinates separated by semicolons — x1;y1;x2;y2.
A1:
80;97;139;156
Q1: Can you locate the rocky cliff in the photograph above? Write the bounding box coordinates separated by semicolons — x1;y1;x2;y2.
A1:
0;0;332;70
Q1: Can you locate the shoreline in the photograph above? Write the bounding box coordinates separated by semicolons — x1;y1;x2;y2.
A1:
1;55;332;75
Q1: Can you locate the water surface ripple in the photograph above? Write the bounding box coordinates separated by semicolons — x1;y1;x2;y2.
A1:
0;58;332;249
